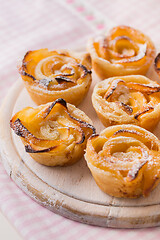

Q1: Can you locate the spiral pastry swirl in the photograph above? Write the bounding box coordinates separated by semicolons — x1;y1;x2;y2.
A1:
20;49;92;105
87;26;155;79
92;75;160;130
10;99;95;166
85;125;160;198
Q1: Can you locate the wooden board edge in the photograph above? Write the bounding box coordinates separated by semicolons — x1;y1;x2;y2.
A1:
1;81;160;228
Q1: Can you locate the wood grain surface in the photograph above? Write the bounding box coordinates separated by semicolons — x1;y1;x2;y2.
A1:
1;66;160;228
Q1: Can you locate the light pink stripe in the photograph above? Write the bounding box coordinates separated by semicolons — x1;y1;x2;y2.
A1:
25;217;66;239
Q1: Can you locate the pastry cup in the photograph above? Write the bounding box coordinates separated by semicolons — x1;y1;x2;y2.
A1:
87;25;155;79
92;75;160;131
10;98;95;166
85;124;160;198
20;49;92;106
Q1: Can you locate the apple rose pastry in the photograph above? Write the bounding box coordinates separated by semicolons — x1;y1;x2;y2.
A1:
10;98;95;166
85;124;160;198
92;75;160;130
20;49;92;106
155;53;160;76
87;25;155;79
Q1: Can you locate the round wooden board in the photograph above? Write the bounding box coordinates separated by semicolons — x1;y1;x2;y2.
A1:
1;67;160;228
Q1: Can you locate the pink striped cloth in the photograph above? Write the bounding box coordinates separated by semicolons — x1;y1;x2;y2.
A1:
1;0;160;239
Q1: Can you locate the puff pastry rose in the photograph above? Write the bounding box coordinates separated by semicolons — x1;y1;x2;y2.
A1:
10;98;95;166
88;25;155;79
155;53;160;77
85;125;160;198
20;49;92;106
92;75;160;130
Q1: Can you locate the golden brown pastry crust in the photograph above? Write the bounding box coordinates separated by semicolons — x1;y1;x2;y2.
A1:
20;49;92;106
87;25;155;79
10;99;95;166
92;75;160;131
85;125;160;198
